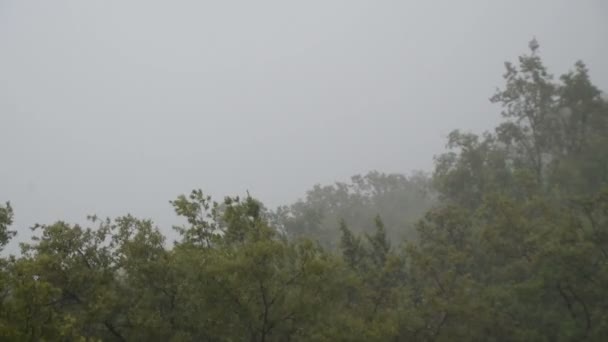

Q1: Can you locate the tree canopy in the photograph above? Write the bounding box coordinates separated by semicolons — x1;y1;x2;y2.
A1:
1;42;607;341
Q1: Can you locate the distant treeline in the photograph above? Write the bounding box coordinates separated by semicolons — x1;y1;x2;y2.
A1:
1;43;607;341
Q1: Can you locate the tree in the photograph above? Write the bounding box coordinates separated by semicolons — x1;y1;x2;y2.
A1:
279;171;435;248
0;202;15;251
414;40;608;340
1;40;607;340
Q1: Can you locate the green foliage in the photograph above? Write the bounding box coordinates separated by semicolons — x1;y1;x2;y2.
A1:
278;170;435;248
0;202;15;251
1;40;607;340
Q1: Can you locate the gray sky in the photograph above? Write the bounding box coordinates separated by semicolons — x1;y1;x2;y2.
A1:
1;1;606;250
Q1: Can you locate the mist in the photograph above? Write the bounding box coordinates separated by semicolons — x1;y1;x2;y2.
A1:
1;1;607;251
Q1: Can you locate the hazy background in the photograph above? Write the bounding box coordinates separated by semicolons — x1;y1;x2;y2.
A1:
1;1;606;251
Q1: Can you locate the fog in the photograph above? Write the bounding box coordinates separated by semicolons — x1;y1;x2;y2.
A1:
1;1;606;250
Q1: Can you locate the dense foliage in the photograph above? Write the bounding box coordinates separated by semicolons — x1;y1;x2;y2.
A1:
273;170;435;248
1;44;607;341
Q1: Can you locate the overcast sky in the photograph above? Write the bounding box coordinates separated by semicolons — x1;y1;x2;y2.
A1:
1;1;606;250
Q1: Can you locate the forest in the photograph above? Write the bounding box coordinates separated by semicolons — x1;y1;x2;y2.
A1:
1;45;607;341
